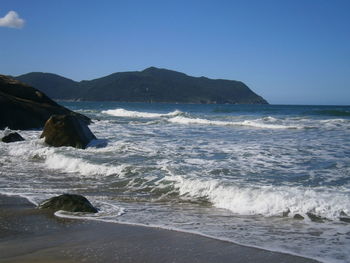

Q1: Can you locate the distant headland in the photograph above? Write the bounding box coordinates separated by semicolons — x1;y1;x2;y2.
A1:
15;67;268;104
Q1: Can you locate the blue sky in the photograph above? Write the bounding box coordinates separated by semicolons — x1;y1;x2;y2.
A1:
0;0;349;105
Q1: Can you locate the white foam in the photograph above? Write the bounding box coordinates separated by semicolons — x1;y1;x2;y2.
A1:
102;108;182;118
55;200;125;220
166;175;350;220
1;127;12;137
5;135;127;177
320;118;347;124
262;116;279;122
45;153;126;177
319;118;350;129
7;138;55;159
86;139;109;148
168;116;302;129
239;120;301;129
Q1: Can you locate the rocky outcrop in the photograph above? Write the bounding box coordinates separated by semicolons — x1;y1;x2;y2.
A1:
1;132;25;143
0;74;90;130
38;194;98;213
40;114;96;149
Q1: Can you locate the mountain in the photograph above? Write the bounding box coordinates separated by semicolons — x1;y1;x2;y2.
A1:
16;67;268;104
15;72;79;100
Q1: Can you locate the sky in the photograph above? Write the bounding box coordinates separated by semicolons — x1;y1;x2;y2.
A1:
0;0;349;105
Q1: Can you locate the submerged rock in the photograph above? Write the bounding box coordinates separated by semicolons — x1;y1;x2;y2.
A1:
39;194;98;213
40;114;96;149
282;209;290;217
306;212;324;223
1;132;25;143
293;214;304;220
340;217;350;223
339;212;350;223
340;211;348;216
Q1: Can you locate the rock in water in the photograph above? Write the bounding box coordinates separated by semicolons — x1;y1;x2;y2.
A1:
39;194;98;213
306;212;325;223
340;211;350;223
293;214;304;220
340;217;350;223
40;114;96;149
0;74;90;130
1;132;25;143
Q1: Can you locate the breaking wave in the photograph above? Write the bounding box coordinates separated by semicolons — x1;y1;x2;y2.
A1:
165;174;350;221
167;116;303;129
102;108;182;118
311;110;350;117
45;154;127;177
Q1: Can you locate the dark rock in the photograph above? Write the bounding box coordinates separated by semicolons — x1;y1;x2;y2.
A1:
340;216;350;223
340;211;348;216
1;132;25;143
306;212;324;223
40;114;96;149
339;210;349;222
0;74;91;130
293;214;304;220
282;209;290;217
38;194;98;213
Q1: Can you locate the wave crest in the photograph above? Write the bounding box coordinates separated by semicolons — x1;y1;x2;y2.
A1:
166;175;350;220
102;108;182;118
168;116;303;129
45;154;126;177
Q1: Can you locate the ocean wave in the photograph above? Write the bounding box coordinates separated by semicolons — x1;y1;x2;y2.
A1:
102;108;182;118
165;174;350;221
86;139;109;148
262;116;279;122
311;110;350;117
45;153;126;177
319;118;350;127
5;134;128;177
167;116;303;129
7;138;54;158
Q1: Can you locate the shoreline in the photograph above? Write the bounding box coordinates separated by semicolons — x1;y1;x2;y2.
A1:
0;194;320;263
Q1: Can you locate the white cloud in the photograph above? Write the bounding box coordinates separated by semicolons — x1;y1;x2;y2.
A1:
0;11;25;29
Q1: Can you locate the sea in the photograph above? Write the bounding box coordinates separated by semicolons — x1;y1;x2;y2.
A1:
1;102;350;263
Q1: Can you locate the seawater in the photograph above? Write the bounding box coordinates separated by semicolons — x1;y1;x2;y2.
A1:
1;102;350;263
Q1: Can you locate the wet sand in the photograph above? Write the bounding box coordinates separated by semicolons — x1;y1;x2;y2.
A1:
0;194;320;263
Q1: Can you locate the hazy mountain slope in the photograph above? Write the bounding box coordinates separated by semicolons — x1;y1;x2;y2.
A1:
16;72;79;99
16;67;268;104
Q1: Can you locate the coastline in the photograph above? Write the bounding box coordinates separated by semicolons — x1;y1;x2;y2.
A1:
0;194;320;263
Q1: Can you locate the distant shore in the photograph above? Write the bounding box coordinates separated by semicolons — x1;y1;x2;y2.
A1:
15;67;268;105
0;194;319;263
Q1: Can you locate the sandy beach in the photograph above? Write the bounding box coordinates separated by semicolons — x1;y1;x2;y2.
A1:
0;194;320;263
